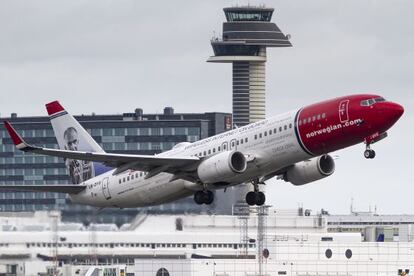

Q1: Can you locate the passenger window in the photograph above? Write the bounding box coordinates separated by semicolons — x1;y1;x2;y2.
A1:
123;178;126;182
312;116;316;122
254;134;257;140
119;179;121;184
274;128;277;133
213;148;216;153
245;138;248;143
208;149;211;154
127;176;130;181
317;114;321;120
259;133;262;138
284;125;287;130
231;141;235;147
269;130;272;135
218;146;221;151
240;139;243;144
368;99;375;105
322;113;326;119
236;140;239;145
203;151;206;155
131;175;134;180
279;127;282;132
308;117;311;123
135;173;138;178
264;131;267;136
289;123;292;129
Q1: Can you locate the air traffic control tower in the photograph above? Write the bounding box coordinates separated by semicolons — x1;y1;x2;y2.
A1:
208;6;292;127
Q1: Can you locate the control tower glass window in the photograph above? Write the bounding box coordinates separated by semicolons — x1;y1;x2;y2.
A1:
225;11;273;22
212;44;260;56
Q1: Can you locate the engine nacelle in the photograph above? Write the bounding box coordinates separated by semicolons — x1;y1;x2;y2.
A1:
197;151;247;184
284;155;335;186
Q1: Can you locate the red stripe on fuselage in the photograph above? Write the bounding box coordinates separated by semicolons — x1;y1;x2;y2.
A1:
297;94;382;155
294;108;314;156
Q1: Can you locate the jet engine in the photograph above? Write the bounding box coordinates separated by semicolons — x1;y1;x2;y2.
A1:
197;151;247;184
284;155;335;186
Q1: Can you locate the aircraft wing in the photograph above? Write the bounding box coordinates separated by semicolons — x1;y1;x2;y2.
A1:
4;121;200;175
0;185;86;194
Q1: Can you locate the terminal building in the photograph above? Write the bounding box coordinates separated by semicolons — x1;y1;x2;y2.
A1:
0;108;232;223
0;208;413;276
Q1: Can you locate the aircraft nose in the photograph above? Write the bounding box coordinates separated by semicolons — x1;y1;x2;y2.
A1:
383;102;404;123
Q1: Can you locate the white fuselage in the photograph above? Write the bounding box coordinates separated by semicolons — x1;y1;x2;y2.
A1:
70;110;309;208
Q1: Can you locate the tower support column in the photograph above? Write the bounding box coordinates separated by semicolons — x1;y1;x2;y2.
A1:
232;61;266;127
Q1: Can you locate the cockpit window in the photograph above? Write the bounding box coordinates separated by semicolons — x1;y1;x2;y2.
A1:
360;97;386;106
360;100;370;106
374;97;386;103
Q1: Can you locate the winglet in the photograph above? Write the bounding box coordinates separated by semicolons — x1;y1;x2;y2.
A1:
45;100;65;116
3;121;30;150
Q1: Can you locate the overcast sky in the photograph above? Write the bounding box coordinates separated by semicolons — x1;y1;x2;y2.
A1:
0;0;412;214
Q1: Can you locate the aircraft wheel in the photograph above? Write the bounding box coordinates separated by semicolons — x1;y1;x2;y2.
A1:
364;149;376;159
256;192;266;206
194;191;205;205
205;191;214;205
246;191;257;206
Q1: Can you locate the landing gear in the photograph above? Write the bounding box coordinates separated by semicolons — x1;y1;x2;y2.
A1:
245;179;266;206
364;149;376;159
245;191;266;206
256;192;266;206
194;190;214;205
364;145;376;159
246;191;257;206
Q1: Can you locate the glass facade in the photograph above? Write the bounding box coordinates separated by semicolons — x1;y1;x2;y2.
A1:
212;44;260;57
225;10;273;22
0;109;232;223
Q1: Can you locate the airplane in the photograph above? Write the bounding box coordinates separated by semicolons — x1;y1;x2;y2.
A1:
0;94;404;208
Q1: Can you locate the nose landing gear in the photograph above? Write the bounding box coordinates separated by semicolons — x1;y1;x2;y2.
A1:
245;179;266;206
364;145;376;159
364;132;388;159
364;149;376;159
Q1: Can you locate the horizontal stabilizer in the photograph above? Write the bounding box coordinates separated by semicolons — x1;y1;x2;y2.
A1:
0;185;86;194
